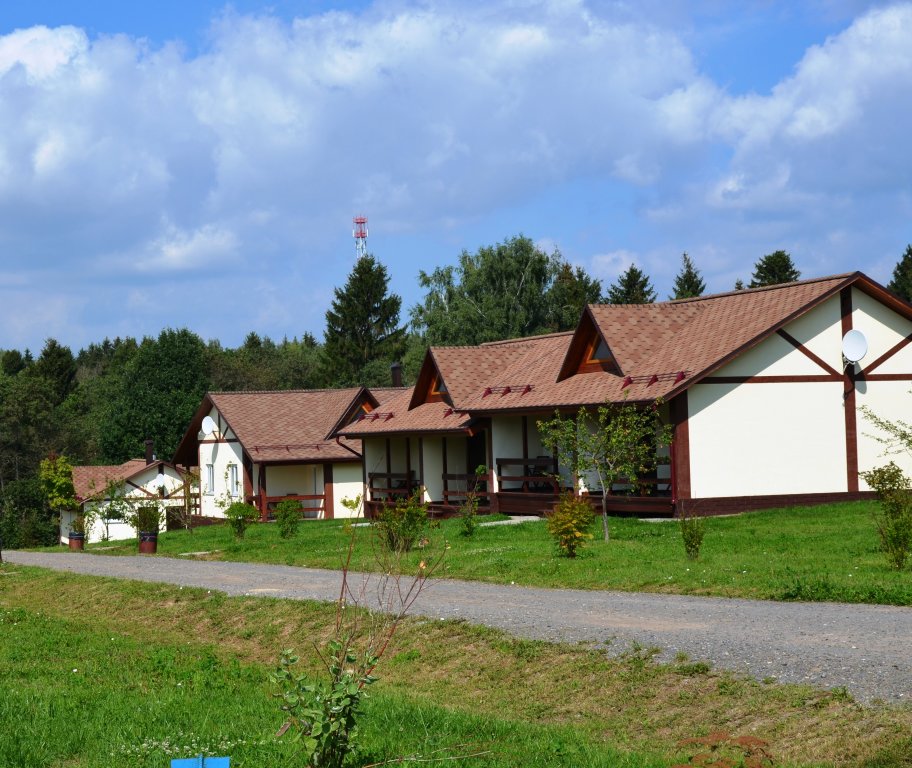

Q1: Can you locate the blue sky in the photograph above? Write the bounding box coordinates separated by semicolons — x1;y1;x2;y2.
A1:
1;0;910;353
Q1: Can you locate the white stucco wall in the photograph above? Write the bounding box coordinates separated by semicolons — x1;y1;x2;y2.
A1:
852;289;912;487
332;462;364;518
198;407;244;518
422;436;444;502
688;380;847;497
491;415;524;491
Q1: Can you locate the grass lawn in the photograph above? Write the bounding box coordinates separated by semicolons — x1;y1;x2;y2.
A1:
2;564;911;767
71;501;912;606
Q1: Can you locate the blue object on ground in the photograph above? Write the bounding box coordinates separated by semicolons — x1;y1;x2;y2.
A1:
171;756;230;768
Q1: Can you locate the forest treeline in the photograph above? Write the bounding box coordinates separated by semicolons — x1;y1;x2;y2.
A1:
2;236;909;547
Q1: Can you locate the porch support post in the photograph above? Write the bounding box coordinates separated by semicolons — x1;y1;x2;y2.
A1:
242;453;253;502
418;437;425;498
842;287;859;492
258;465;268;522
670;392;691;515
323;463;334;520
405;437;412;493
385;438;392;476
442;437;449;501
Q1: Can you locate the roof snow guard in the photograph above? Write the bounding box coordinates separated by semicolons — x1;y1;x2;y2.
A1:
621;371;689;390
482;384;533;398
253;443;327;453
358;411;395;422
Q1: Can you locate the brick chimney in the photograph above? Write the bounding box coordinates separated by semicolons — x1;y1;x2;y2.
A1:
390;361;403;388
144;439;155;465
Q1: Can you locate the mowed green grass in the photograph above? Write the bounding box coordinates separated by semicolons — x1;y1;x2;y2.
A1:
2;566;911;768
78;501;912;605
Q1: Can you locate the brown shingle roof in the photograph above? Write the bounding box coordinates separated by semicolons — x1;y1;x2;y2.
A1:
207;389;365;462
348;273;887;434
72;459;148;502
338;387;474;436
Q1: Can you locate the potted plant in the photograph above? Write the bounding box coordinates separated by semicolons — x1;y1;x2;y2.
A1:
68;512;88;551
131;503;163;554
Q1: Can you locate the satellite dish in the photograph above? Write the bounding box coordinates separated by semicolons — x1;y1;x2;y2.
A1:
842;329;868;363
201;416;217;435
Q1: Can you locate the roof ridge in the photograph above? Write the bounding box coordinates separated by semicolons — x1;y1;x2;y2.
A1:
664;272;857;305
209;387;361;396
479;330;573;346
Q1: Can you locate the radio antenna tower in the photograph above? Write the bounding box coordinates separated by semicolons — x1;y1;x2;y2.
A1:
353;215;368;258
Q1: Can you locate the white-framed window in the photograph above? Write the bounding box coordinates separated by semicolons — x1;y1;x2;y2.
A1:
205;464;215;495
228;464;239;497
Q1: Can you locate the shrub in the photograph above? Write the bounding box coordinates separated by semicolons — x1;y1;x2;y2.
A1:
459;466;487;538
680;509;706;560
547;493;594;557
274;499;302;539
130;503;163;533
374;491;428;553
860;462;912;570
224;501;259;539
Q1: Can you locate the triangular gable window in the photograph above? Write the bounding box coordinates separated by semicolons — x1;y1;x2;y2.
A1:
589;337;612;363
432;376;448;395
574;333;620;375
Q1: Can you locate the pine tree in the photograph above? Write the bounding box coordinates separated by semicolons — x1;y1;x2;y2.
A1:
670;253;705;299
734;279;745;291
606;265;656;304
324;254;406;385
749;250;801;288
887;244;912;303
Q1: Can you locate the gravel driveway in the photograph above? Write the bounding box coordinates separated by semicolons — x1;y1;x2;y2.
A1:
5;551;911;704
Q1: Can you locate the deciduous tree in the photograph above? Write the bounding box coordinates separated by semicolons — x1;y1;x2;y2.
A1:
411;235;583;345
538;400;671;542
100;328;209;463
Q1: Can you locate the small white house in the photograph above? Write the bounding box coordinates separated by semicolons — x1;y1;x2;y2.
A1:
172;388;400;520
61;458;187;544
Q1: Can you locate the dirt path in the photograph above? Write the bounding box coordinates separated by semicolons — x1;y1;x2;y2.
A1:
5;550;911;703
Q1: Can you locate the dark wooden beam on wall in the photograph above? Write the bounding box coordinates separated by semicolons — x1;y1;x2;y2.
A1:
669;393;691;502
323;463;334;520
842;287;859;492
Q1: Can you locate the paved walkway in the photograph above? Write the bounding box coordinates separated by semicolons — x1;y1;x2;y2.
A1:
5;551;911;703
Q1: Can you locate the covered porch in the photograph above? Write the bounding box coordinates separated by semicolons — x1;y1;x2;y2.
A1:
246;461;337;522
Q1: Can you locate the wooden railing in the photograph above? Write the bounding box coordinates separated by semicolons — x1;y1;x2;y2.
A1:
495;458;562;493
246;493;325;521
441;472;491;506
367;472;417;502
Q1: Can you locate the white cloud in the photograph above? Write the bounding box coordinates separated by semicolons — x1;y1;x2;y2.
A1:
1;2;911;350
0;25;86;81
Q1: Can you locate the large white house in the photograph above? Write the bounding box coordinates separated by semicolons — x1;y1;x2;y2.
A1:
339;273;912;517
173;387;402;520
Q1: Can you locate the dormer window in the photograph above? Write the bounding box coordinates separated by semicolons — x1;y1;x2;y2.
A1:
432;376;448;395
588;337;613;363
572;333;621;376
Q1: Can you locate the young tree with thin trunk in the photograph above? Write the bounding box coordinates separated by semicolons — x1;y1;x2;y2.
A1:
538;400;672;542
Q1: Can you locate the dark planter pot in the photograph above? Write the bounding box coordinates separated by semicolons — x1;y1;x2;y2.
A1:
138;531;158;554
68;532;86;551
